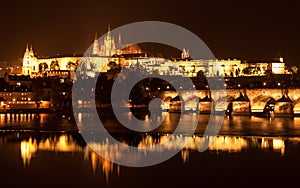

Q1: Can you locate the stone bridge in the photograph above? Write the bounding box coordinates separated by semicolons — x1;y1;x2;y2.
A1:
158;88;300;115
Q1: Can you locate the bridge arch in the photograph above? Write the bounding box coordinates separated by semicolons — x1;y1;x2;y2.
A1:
293;98;300;115
251;95;275;113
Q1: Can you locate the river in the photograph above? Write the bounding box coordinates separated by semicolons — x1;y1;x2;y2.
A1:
0;112;300;187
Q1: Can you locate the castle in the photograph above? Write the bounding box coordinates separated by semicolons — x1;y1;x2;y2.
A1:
20;25;289;80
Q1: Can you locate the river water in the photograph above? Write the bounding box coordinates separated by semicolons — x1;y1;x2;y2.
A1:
1;112;300;187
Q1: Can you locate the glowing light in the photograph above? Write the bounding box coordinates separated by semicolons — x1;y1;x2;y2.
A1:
20;138;37;167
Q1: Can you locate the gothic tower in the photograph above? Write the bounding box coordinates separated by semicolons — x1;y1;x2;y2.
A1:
92;25;120;56
100;25;117;56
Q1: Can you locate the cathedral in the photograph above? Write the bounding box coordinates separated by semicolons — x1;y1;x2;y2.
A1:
92;25;122;56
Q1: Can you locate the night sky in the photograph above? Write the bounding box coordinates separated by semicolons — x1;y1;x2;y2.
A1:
0;0;299;66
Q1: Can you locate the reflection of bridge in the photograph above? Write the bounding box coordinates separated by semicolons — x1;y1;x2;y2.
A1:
159;89;300;116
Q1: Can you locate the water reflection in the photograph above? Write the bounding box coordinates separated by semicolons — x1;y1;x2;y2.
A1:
18;133;118;183
20;134;83;167
88;134;287;166
20;138;37;166
2;113;300;137
1;112;299;185
13;132;290;183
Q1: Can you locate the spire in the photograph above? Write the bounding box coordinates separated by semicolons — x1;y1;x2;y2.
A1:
107;24;111;39
26;44;29;52
108;24;111;32
92;32;99;55
118;33;121;45
94;32;98;41
29;45;34;56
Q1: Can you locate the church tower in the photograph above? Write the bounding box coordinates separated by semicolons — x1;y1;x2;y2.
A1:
22;44;38;76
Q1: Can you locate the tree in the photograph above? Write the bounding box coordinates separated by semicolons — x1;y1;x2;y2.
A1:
39;63;48;71
66;61;78;71
265;69;272;77
50;60;60;70
196;70;204;77
107;61;121;75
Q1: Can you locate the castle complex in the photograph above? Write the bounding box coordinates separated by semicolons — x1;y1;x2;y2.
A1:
0;25;295;115
19;25;289;80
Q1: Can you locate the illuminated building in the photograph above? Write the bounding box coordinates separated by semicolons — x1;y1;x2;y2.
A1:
19;24;290;79
92;25;120;56
22;44;38;76
21;25;123;78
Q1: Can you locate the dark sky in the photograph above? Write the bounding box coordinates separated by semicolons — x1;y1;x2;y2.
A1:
0;0;299;66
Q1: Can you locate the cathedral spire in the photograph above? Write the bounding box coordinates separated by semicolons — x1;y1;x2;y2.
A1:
94;32;98;41
118;33;121;44
118;33;122;51
108;24;111;33
92;32;99;55
107;24;111;39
